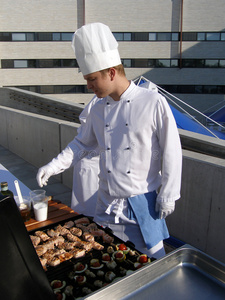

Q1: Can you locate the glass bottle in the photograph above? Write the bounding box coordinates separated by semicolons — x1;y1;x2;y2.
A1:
1;182;14;198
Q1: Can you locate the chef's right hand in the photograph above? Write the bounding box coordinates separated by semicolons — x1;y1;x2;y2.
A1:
36;165;55;187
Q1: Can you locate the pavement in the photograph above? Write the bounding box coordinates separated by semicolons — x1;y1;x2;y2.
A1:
0;145;72;207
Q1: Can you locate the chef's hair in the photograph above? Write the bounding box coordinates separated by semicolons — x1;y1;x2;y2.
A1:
100;64;126;77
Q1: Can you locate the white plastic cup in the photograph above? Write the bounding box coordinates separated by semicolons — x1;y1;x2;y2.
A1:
30;189;46;200
32;193;48;222
14;196;32;222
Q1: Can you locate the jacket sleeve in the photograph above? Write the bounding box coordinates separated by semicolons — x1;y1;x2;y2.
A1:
46;97;99;175
155;95;182;203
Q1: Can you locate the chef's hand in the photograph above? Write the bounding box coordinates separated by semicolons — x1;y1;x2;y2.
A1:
36;164;55;187
155;201;175;219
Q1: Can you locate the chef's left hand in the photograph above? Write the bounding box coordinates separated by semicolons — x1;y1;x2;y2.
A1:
155;201;175;219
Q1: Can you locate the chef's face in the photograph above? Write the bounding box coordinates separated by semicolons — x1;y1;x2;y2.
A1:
84;69;113;98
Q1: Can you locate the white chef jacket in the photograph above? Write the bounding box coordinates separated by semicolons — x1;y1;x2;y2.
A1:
71;96;100;217
49;81;182;225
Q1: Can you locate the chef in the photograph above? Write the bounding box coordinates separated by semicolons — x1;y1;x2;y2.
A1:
71;96;100;217
37;23;182;258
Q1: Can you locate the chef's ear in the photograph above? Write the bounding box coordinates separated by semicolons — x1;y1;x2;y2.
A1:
109;67;116;81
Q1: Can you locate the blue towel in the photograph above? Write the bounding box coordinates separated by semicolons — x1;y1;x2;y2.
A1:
127;191;169;249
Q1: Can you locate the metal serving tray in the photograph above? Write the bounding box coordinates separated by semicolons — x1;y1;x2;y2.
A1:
85;244;225;300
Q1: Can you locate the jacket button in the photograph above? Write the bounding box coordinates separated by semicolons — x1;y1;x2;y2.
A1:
127;170;131;174
106;102;110;105
125;123;128;126
108;170;111;173
107;147;111;150
106;124;109;127
127;100;130;103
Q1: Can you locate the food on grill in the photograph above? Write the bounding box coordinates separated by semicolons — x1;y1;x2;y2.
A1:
82;231;95;242
47;229;60;238
30;216;152;299
64;285;74;297
30;235;41;247
69;248;86;259
55;225;70;236
113;250;126;262
48;256;61;267
69;226;82;237
64;220;75;228
105;271;116;282
92;241;104;250
35;230;50;241
138;254;151;264
51;279;66;290
74;275;87;285
74;217;90;225
74;262;87;273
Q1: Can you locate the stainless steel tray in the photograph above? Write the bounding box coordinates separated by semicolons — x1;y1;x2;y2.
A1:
84;244;225;299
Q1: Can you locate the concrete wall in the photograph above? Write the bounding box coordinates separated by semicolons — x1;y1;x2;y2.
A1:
166;150;225;263
1;104;225;263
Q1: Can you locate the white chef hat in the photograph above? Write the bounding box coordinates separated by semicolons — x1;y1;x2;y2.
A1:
71;23;121;76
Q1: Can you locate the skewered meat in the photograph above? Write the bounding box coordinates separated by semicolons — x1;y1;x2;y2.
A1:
35;230;50;242
74;217;90;225
76;224;89;232
39;257;47;270
102;233;114;244
79;241;93;251
63;220;75;228
30;235;41;247
83;232;95;242
69;248;86;258
47;229;60;238
51;235;65;247
70;227;82;237
44;240;55;250
42;248;66;261
92;241;104;250
90;229;105;237
55;225;70;236
35;245;48;256
58;251;73;262
59;242;76;251
48;256;61;267
67;233;82;243
86;223;98;232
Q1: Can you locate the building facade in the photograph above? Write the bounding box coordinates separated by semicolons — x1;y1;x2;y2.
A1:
0;0;225;111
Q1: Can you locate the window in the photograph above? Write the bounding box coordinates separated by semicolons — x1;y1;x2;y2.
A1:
53;33;61;41
122;59;132;67
113;33;123;41
61;33;73;41
14;60;28;68
12;33;26;41
205;59;219;67
156;59;170;67
171;59;178;67
0;32;12;41
197;33;205;41
27;33;35;41
219;60;225;67
157;33;171;41
37;33;52;41
171;33;179;41
149;33;156;41
221;33;225;41
182;32;197;41
124;33;131;41
206;33;220;41
133;32;148;41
